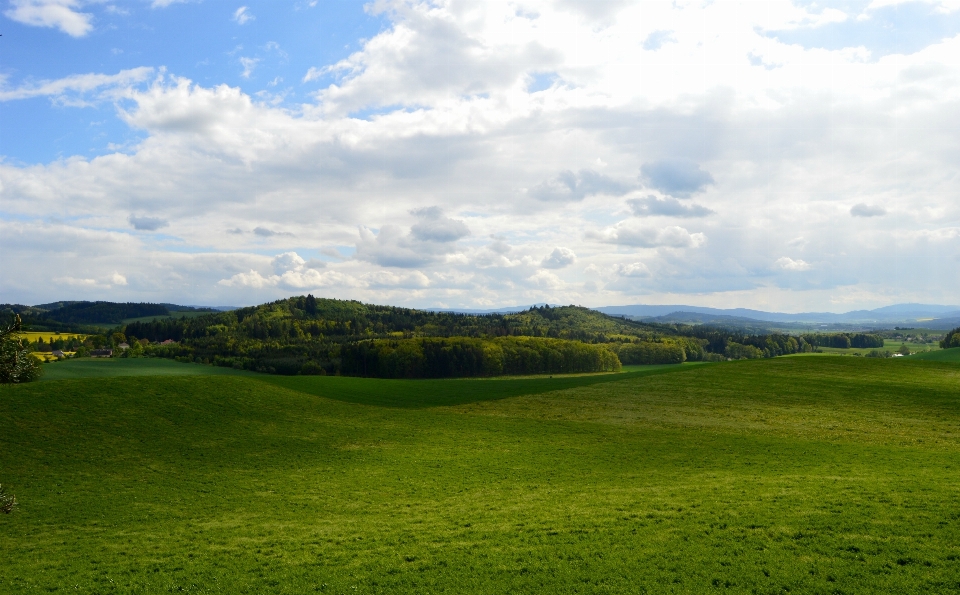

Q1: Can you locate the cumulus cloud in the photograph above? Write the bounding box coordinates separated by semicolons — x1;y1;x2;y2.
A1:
628;195;714;218
529;269;563;290
776;257;811;271
410;207;470;242
851;203;887;217
4;0;93;37
355;226;437;268
530;169;633;202
129;215;169;231
541;247;576;269
219;251;337;289
640;160;714;198
589;223;707;248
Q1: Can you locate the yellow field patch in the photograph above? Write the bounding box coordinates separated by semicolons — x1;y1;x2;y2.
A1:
20;332;87;343
31;352;76;362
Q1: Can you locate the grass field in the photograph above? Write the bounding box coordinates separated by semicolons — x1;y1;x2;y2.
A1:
2;357;960;593
815;339;941;356
37;357;257;381
912;347;960;362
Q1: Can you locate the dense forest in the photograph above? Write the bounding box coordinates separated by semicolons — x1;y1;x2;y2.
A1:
7;296;898;378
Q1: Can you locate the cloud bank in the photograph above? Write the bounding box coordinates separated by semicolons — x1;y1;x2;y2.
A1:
1;0;959;311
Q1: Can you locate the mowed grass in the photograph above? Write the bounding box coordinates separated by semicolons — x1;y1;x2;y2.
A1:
1;358;960;593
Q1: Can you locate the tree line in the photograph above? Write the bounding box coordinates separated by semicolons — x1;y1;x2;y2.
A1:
942;327;960;349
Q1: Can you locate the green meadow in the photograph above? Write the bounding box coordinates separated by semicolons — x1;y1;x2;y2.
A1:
37;357;256;381
2;355;960;593
913;348;960;363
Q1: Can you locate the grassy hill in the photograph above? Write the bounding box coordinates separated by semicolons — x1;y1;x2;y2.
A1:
3;356;960;593
912;347;960;362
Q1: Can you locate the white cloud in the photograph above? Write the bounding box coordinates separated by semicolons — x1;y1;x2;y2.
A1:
54;271;126;288
233;6;253;25
219;252;343;289
4;0;93;37
617;262;651;278
409;207;470;242
362;270;430;289
529;270;563;290
530;169;633;202
589;223;707;249
776;257;812;271
239;57;259;79
0;68;153;102
302;67;323;83
3;0;960;309
628;196;714;218
541;247;576;269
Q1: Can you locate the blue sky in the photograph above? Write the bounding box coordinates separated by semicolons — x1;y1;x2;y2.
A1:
1;0;958;310
1;0;386;163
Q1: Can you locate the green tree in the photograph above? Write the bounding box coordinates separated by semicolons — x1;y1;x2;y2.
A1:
0;314;43;383
941;327;960;349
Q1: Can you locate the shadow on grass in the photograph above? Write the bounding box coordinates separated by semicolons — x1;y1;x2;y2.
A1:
258;363;709;409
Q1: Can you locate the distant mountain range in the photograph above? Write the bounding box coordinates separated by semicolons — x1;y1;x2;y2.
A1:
6;300;959;331
594;303;960;330
437;303;960;330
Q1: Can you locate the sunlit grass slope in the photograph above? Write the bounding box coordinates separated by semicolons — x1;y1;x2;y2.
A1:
2;357;960;594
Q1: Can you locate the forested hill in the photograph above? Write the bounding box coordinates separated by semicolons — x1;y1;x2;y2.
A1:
119;296;709;376
125;296;686;344
0;301;219;329
11;295;890;378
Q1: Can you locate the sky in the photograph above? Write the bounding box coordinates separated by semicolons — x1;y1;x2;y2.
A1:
0;0;958;311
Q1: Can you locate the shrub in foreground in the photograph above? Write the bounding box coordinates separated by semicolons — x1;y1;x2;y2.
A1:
0;314;42;383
